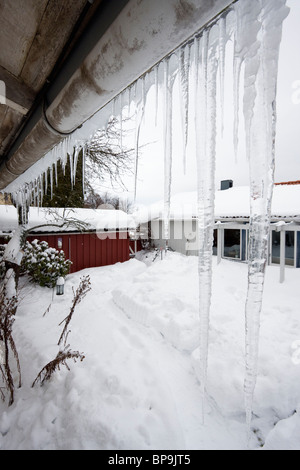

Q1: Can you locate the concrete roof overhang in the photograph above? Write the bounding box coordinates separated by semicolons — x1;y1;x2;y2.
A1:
0;0;235;192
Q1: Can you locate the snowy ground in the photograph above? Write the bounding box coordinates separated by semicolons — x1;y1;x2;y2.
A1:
0;251;299;450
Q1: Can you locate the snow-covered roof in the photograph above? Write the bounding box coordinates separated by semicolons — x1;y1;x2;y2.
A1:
215;184;300;220
0;206;136;235
135;184;300;223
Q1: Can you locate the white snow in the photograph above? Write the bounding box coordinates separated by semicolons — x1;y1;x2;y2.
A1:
0;251;299;450
3;227;23;265
0;205;135;235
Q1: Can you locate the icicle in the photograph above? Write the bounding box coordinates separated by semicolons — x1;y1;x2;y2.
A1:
233;0;262;162
233;0;289;440
39;174;43;207
36;176;40;207
72;145;81;186
112;95;117;118
178;43;190;174
120;92;124;152
163;57;175;246
233;54;242;160
82;144;86;199
218;15;227;137
37;176;41;207
133;101;144;202
133;73;150;202
154;64;159;126
126;87;131;118
69;151;74;189
33;179;37;207
50;165;54;200
194;26;219;423
44;168;48;196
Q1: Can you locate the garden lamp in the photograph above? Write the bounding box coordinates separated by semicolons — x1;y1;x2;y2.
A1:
56;277;65;295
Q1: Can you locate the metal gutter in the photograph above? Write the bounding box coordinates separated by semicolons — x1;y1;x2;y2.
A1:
0;0;235;191
0;0;130;184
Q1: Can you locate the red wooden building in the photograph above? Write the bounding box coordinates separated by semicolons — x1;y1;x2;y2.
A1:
26;231;130;273
0;206;136;273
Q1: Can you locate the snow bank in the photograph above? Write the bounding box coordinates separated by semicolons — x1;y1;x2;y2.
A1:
0;252;299;449
112;253;200;352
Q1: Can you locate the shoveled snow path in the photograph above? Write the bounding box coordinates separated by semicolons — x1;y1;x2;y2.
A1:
0;257;248;450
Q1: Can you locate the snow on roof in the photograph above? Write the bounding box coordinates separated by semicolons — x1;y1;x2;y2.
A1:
0;206;136;235
135;184;300;222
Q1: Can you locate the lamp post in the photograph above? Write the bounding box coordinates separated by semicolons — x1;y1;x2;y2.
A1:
56;276;65;295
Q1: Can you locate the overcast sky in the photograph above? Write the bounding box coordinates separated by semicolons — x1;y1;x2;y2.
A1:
275;0;300;183
100;0;300;206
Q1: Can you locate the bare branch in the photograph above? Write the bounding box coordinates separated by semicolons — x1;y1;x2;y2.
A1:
84;116;135;198
58;275;91;347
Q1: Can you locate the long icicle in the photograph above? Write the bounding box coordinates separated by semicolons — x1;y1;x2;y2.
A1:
163;57;175;249
195;27;218;423
218;15;227;137
133;97;145;202
178;44;190;174
239;0;289;441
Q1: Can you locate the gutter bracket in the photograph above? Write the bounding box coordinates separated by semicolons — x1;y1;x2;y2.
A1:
4;161;21;178
42;100;76;138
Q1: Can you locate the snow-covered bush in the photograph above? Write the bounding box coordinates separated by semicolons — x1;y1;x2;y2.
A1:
22;239;72;288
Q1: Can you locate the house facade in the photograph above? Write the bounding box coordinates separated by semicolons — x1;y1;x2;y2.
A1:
147;182;300;276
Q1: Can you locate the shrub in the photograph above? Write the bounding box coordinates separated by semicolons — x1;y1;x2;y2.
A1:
0;245;6;281
22;239;72;288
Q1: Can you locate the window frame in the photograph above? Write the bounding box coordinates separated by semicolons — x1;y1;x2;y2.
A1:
270;228;297;268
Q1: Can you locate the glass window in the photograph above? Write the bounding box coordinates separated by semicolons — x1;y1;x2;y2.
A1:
285;231;295;266
272;231;280;264
272;230;295;266
213;229;218;256
223;229;241;259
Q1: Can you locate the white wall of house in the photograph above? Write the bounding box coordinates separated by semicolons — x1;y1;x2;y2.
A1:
151;219;199;256
150;217;300;283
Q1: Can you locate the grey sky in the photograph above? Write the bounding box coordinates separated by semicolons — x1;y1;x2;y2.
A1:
102;0;300;205
275;0;300;183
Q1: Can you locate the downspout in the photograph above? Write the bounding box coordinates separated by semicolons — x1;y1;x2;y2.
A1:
0;0;235;191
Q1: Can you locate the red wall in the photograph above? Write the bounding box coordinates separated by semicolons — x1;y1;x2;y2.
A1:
27;232;130;273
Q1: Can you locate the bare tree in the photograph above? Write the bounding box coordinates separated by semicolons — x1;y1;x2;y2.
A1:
84;116;134;200
84;190;133;213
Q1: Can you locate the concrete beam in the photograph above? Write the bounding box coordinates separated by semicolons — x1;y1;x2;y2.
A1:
0;66;35;115
0;0;235;190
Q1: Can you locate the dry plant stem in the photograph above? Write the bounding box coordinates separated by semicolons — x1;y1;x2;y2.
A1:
32;347;85;387
32;276;90;387
0;291;21;406
58;275;91;346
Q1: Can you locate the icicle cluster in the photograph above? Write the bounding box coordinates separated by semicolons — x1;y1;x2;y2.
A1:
5;137;88;210
2;0;289;440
